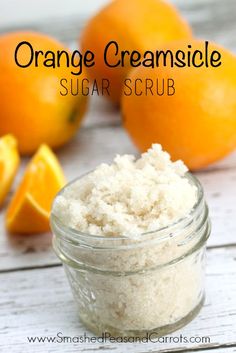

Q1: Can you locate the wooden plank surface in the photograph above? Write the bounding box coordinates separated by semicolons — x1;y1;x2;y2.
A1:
1;100;236;268
1;0;235;52
0;98;236;271
0;0;236;352
0;247;236;353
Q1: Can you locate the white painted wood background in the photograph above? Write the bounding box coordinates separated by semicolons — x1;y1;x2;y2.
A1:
0;0;236;352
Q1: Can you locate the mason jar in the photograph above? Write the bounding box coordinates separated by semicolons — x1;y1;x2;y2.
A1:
50;172;210;337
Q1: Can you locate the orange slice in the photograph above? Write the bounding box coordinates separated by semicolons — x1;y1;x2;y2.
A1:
6;144;66;234
0;134;20;207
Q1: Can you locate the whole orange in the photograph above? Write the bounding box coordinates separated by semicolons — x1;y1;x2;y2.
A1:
81;0;192;104
122;41;236;170
0;32;87;155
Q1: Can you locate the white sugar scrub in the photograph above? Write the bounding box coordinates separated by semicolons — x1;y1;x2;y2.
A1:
53;144;197;237
51;144;211;337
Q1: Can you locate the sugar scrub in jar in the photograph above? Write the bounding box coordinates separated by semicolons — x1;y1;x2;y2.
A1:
50;144;211;337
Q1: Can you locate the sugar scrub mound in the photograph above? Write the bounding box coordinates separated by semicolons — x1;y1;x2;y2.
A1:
53;144;197;237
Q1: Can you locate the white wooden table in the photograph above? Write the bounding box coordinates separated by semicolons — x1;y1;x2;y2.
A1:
0;1;236;352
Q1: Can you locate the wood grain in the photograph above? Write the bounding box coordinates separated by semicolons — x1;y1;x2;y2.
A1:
0;247;235;352
0;1;236;351
0;113;236;271
1;0;235;52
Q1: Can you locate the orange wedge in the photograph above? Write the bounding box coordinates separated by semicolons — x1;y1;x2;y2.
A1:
6;144;66;234
0;134;20;207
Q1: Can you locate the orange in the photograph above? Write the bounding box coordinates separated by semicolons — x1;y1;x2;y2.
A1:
0;134;20;206
81;0;192;104
0;31;87;155
6;144;65;234
122;41;236;170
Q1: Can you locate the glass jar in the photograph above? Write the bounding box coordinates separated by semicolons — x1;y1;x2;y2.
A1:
50;173;210;337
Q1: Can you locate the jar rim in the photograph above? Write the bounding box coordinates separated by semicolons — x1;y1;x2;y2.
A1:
50;171;205;245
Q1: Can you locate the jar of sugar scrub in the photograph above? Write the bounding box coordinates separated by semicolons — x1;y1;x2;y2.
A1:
50;145;211;337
